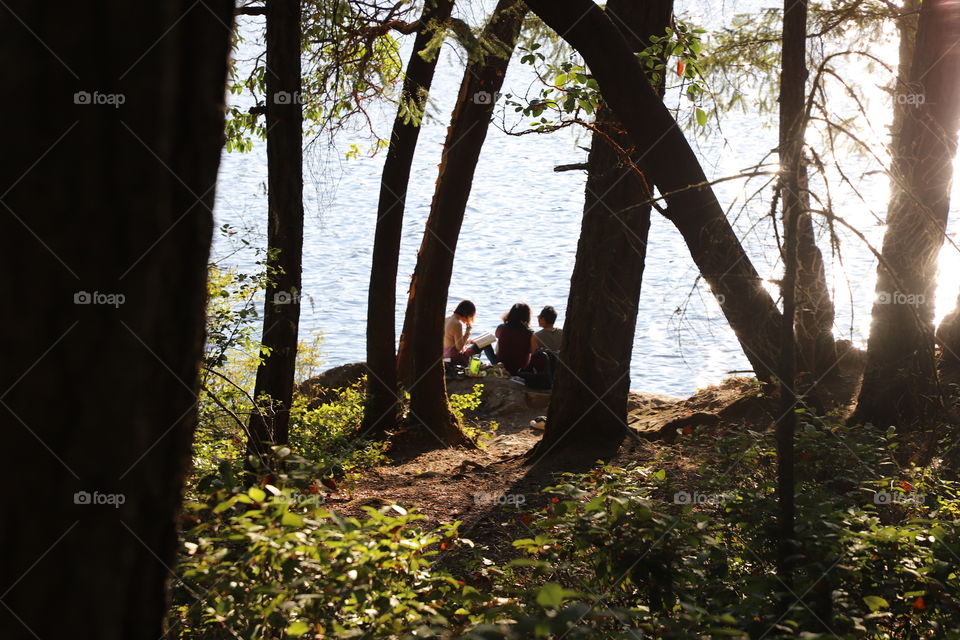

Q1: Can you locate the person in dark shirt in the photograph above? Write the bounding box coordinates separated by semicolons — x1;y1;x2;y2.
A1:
495;302;539;375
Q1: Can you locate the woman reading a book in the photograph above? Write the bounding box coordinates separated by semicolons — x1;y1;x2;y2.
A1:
444;300;497;366
495;302;539;375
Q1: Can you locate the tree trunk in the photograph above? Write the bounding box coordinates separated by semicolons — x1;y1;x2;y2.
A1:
775;0;808;599
535;0;672;456
891;0;922;151
0;2;233;638
794;166;836;392
364;0;455;437
247;0;304;462
856;0;960;428
402;0;527;446
523;0;784;384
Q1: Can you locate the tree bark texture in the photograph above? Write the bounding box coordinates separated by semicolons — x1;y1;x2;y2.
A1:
0;2;233;637
857;0;960;427
248;0;304;460
537;0;672;455
364;0;456;436
402;0;527;446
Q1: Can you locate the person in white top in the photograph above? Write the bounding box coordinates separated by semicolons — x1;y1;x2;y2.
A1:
443;300;496;366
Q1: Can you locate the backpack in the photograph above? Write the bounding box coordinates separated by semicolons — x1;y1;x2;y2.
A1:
519;348;558;390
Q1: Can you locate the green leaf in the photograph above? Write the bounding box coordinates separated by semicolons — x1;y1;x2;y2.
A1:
863;595;889;612
248;487;266;502
286;621;310;636
282;511;305;527
536;582;567;608
695;108;708;127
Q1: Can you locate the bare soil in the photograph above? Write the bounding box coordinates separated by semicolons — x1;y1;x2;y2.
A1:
304;372;788;560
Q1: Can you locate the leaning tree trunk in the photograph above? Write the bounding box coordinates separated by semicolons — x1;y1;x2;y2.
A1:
523;0;784;384
364;0;455;436
0;2;233;638
402;0;527;446
856;0;960;428
535;0;672;456
247;0;304;463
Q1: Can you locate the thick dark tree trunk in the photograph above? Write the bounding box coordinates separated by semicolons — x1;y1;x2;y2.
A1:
891;0;922;151
535;0;672;456
247;0;304;462
402;0;527;446
775;0;808;599
0;2;232;638
856;0;960;428
364;0;455;436
523;0;784;384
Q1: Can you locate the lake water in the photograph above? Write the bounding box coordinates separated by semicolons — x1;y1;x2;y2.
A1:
213;3;960;397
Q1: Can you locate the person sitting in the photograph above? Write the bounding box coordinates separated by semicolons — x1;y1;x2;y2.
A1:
535;305;564;353
443;300;496;367
495;302;539;375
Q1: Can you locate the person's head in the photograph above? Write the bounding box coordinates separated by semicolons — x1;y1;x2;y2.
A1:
453;300;476;323
537;305;557;329
503;302;532;327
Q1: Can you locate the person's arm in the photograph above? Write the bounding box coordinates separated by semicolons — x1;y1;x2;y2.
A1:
530;333;539;353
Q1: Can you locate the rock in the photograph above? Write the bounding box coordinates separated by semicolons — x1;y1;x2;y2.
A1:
298;362;367;406
446;376;551;418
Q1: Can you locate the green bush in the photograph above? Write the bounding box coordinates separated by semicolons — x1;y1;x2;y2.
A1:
173;486;480;639
471;419;960;639
287;380;387;482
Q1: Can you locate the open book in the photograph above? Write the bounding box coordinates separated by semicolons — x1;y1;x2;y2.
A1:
472;332;496;349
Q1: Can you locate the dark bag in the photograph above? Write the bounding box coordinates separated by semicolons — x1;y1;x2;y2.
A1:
518;348;557;390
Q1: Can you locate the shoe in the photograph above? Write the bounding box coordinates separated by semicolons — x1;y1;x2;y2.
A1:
530;416;546;430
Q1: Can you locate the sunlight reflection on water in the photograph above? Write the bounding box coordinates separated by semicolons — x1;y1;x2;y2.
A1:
212;3;960;396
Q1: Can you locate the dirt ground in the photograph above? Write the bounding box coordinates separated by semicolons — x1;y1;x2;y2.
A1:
302;367;790;557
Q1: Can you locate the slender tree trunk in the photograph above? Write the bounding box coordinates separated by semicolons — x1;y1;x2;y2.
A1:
856;0;960;428
523;0;784;384
535;0;672;456
364;0;455;436
794;166;836;392
402;0;527;445
0;2;233;638
247;0;304;462
776;0;808;599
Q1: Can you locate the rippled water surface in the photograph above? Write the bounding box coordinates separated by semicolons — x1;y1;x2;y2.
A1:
213;4;960;396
